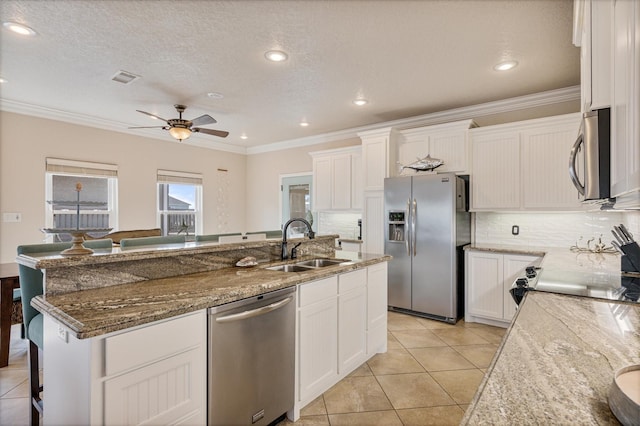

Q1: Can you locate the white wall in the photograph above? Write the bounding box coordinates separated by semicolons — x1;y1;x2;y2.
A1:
244;137;361;232
0;111;246;263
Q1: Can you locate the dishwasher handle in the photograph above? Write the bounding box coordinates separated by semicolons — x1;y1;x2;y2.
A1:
215;296;293;323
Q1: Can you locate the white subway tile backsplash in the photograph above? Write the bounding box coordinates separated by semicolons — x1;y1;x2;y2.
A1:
317;212;362;240
474;211;640;248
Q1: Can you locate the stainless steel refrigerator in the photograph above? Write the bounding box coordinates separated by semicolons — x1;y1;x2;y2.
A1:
384;173;470;323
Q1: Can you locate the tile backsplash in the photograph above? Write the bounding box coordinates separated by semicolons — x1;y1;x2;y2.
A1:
474;211;640;248
317;212;362;241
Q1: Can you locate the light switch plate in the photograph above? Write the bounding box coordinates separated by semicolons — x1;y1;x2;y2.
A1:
2;212;21;222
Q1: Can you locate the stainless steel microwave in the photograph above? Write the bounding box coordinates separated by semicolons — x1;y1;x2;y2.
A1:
569;108;611;202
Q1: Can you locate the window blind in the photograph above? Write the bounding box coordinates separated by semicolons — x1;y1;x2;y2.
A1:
46;158;118;177
157;169;203;185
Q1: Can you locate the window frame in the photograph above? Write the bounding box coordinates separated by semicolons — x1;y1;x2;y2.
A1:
156;170;203;237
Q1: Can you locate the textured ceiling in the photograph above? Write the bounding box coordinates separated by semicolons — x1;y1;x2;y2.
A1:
0;0;579;150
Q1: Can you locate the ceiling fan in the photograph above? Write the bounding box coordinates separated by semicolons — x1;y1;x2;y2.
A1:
129;104;229;141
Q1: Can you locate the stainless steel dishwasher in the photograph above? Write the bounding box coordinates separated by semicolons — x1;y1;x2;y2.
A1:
208;286;296;426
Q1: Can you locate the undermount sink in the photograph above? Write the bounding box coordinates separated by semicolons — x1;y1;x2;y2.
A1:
294;258;348;268
265;264;313;272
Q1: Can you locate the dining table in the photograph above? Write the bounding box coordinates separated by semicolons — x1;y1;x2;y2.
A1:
0;262;20;368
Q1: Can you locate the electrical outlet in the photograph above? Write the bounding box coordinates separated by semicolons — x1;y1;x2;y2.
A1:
512;225;520;236
2;212;21;222
57;324;68;343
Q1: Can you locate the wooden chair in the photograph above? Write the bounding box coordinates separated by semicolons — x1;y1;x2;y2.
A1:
194;232;241;243
119;235;185;248
17;239;113;426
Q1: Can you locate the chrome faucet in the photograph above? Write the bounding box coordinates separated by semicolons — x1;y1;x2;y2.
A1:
282;218;315;260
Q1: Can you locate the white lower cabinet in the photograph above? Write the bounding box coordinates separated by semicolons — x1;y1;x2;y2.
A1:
465;250;542;327
295;263;388;417
298;276;339;403
43;310;207;426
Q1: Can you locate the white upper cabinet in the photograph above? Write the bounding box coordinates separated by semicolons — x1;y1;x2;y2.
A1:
611;0;640;204
358;128;398;191
574;0;612;111
397;120;476;175
470;113;583;211
311;146;362;211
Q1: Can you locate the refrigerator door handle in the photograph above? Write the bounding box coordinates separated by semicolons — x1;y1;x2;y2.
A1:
412;198;417;256
406;198;411;255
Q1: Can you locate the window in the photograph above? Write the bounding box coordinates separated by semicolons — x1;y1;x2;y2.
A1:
45;158;118;241
157;170;203;236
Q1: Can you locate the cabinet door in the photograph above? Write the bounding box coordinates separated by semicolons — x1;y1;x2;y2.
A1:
104;347;206;426
466;251;504;320
313;157;332;210
367;262;388;354
430;131;468;173
363;191;384;254
332;154;352;209
338;285;367;374
611;0;640;198
298;297;338;402
351;152;363;209
362;136;389;191
502;254;542;321
521;120;584;210
470;131;521;210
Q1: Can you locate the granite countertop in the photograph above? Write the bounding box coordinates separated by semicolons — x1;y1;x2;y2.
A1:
464;243;547;257
462;291;640;425
32;251;390;339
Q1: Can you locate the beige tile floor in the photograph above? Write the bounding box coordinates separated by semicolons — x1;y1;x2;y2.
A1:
280;311;506;426
0;312;505;426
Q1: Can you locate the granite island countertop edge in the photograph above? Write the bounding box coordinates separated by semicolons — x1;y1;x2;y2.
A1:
31;253;391;339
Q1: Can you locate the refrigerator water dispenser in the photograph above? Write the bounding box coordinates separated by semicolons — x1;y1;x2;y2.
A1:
388;211;405;242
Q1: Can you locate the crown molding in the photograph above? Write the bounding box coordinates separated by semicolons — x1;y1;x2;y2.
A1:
2;85;579;157
0;98;247;155
247;85;580;154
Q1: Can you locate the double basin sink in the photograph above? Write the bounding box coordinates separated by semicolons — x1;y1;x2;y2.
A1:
265;258;351;272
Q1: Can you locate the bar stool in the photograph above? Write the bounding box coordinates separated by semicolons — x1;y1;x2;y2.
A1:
17;239;113;426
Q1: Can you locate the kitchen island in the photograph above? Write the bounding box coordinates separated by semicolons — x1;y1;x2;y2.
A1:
18;235;391;425
462;290;640;425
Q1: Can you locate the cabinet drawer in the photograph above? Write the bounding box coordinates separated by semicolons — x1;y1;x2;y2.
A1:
338;269;366;294
104;311;205;376
299;276;338;307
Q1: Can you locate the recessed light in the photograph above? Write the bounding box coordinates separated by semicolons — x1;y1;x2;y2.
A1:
0;78;6;84
494;60;518;71
3;21;37;36
353;99;369;106
240;134;248;140
300;121;309;127
207;92;224;99
265;50;288;62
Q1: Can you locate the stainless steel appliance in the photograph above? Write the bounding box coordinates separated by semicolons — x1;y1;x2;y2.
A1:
384;173;470;323
509;266;640;305
569;107;612;202
208;287;295;426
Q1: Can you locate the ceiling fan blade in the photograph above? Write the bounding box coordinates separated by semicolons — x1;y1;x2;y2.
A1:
128;126;166;129
136;110;169;123
193;127;229;138
190;114;217;127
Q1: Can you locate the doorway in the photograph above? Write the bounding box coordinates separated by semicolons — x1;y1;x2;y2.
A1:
280;173;313;235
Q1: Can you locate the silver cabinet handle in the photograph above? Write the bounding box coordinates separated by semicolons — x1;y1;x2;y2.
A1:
569;130;585;196
215;296;293;323
412;198;417;256
406;198;411;256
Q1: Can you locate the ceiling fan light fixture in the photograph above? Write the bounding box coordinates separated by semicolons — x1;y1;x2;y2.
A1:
3;21;37;36
493;60;518;71
169;126;192;141
265;50;288;62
